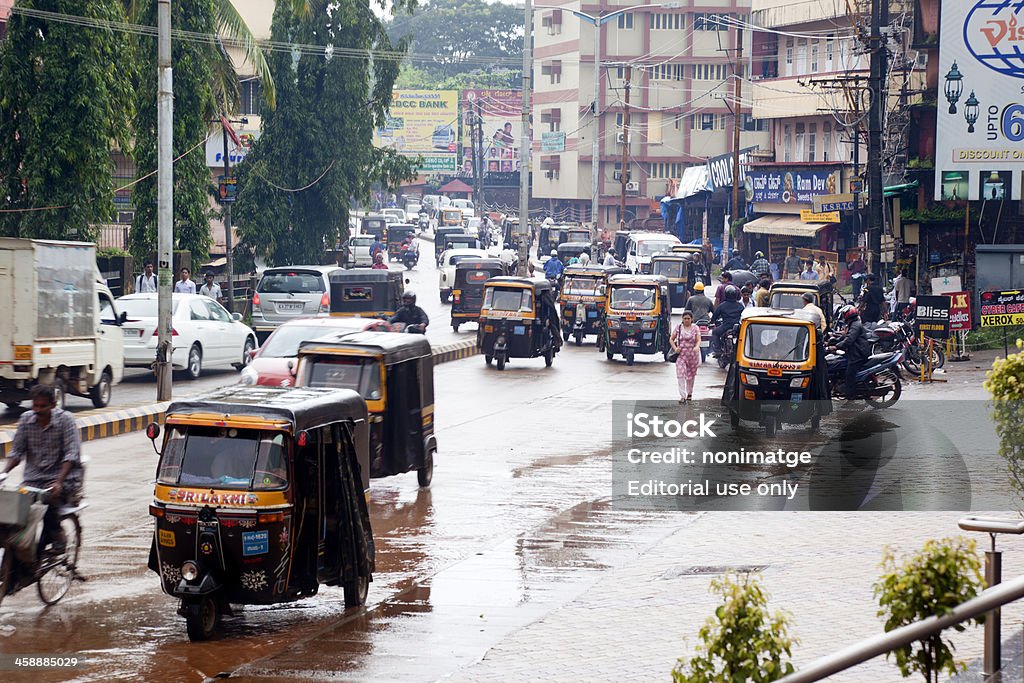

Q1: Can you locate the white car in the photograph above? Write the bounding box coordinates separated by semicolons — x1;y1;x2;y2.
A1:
405;203;422;221
350;235;376;267
624;232;682;274
117;293;258;380
383;208;406;225
451;198;475;219
438;248;488;303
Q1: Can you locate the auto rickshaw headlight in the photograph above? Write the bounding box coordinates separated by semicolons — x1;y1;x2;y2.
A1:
790;377;810;388
607;318;621;329
740;373;759;386
641;320;657;330
181;561;199;582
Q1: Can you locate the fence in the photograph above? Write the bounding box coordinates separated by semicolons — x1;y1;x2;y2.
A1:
97;224;130;252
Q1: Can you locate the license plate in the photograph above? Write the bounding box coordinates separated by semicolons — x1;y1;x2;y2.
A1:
277;302;303;312
588;310;598;318
792;394;803;402
514;325;526;335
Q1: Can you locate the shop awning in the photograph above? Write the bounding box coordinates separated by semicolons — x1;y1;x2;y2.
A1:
671;165;713;200
743;214;830;238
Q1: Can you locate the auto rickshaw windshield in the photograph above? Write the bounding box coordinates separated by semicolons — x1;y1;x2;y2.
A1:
563;275;602;295
652;260;685;278
610;286;657;310
772;292;814;309
304;358;382;400
483;287;532;312
744;324;811;362
157;426;288;490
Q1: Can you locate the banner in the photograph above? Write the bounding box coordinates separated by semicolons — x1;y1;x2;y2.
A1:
799;209;840;223
916;295;952;339
541;131;565;152
744;168;840;205
374;90;459;174
949;291;972;331
460;89;522;177
706;146;758;191
980;290;1024;327
935;1;1024;200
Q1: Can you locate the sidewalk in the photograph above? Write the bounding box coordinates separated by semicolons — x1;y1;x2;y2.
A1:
455;511;1024;682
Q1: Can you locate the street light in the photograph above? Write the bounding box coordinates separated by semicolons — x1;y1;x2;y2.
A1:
964;90;980;133
533;3;681;233
943;61;963;114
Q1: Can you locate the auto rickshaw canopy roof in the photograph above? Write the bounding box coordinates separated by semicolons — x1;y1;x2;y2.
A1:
388;225;417;238
608;274;669;287
298;330;432;365
671;244;702;254
651;253;691;262
563;264;625;277
768;279;833;294
166;386;367;433
557;241;592;254
740;306;821;327
454;257;505;272
329;269;405;284
484;276;554;293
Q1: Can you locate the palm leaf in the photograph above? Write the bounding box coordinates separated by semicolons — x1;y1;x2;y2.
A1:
214;0;276;110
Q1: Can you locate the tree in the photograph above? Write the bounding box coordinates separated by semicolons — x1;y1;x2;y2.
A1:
387;0;523;80
874;538;984;683
672;573;796;682
396;65;520;91
233;0;417;267
0;0;135;241
984;338;1024;503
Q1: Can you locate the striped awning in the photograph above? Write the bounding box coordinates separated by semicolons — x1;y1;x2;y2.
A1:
743;214;829;238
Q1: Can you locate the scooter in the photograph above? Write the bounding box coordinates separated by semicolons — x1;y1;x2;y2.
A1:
400;244;419;270
695;316;711;363
825;347;904;408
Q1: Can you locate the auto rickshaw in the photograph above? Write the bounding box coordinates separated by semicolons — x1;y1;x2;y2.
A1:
329;269;404;318
435;226;468;261
146;385;374;641
670;244;703;258
557;241;591;265
538;225;568;255
448;234;481;251
387;224;417;260
360;215;387;241
477;277;561;370
566;227;591;244
601;274;671;366
451;258;505;332
768;279;834;328
558;264;624;345
722;308;832;436
440;208;463;227
295;332;436;486
651;253;690;308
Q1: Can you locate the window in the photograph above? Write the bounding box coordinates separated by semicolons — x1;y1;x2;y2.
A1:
701;114;714;130
694;13;706;30
617;13;633;30
797;38;807;71
826;35;834;63
718;114;728;130
808;123;817;162
742;114;767;132
190;300;210;321
615;112;624;128
674;113;684;130
653;13;683;30
823;122;832;162
240;79;261;116
795;122;805;161
785;38;794;74
99;294;118;326
305;358;383;400
811;41;819;71
783;124;792;162
205;300;231;322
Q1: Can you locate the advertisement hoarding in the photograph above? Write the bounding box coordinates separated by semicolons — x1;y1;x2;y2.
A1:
949;291;972;331
916;295;952;339
374;90;459;174
744;168;841;205
980;289;1024;326
460;89;522;177
935;1;1024;200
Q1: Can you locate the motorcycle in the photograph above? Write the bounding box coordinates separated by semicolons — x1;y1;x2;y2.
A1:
714;323;738;369
825;347;904;408
866;320;945;375
400;243;419;270
695;315;711;363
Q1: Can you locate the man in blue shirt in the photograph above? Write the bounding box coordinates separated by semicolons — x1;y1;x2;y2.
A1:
543;250;564;280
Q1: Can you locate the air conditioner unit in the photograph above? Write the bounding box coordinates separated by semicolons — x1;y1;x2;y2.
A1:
625;181;640;193
616;132;631;145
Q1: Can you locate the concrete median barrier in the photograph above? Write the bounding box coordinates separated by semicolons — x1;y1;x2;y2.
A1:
0;338;478;456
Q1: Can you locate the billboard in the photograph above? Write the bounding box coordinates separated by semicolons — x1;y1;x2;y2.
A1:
460;89;522;177
374;90;459;174
935;1;1024;200
743;168;840;205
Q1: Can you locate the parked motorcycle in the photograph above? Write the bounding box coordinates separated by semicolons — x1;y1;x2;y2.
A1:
865;320;945;375
715;323;738;369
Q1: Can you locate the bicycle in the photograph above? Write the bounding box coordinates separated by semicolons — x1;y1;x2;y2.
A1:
0;473;86;607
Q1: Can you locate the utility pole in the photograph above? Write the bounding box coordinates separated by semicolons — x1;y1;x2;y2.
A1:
619;66;631;229
867;0;886;274
591;18;602;236
730;26;744;256
518;0;532;275
474;100;484;205
155;0;173;401
220;120;234;313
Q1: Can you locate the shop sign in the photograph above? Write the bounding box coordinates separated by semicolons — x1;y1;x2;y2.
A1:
745;168;840;205
980;290;1024;326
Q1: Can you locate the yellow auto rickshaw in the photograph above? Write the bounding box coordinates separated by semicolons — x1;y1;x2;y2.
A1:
651;253;690;308
440;208;463;227
768;279;835;328
601;274;671;365
722;308;832;436
296;331;437;486
558;264;624;345
477;277;562;370
146;386;374;641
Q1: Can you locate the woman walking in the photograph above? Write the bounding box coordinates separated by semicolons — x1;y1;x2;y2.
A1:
670;311;702;402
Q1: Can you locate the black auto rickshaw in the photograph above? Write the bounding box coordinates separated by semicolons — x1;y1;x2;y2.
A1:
567;227;591;244
435;226;467;261
538;225;567;256
558;264;624;345
651;253;690;308
722;308;832;436
387;224;417;260
329;269;404;318
360;215;387;241
451;258;505;332
296;332;436;486
477;277;561;370
601;274;671;365
557;241;591;265
146;385;374;641
768;279;835;328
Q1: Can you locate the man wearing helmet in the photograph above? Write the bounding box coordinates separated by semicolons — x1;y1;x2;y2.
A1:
389;291;430;332
709;284;744;358
724;249;747;272
750;251;771;280
684;281;714;322
833;305;871;398
543;249;564;280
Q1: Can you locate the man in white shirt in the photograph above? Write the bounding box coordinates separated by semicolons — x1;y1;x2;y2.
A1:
135;261;157;293
174;268;196;294
199;272;222;301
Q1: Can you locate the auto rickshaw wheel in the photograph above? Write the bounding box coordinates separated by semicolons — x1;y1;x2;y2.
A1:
764;416;778;438
496;353;506;371
185;597;218;641
417;449;434;487
625;349;635;366
344;573;369;608
452;322;460;333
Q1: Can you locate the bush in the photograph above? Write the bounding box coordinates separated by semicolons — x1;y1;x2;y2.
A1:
672;572;796;682
984;338;1024;498
874;538;984;683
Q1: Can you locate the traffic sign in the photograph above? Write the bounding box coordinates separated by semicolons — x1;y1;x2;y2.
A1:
850;177;864;194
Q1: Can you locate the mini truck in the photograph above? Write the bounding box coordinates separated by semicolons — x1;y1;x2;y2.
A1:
0;238;125;409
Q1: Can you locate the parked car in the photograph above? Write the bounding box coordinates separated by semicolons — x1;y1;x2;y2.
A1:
250;265;343;342
350;235;376;267
118;293;257;380
438;248;489;303
383;208;406;225
240;316;392;387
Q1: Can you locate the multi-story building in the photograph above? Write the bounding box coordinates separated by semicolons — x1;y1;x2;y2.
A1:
0;1;11;40
530;0;769;230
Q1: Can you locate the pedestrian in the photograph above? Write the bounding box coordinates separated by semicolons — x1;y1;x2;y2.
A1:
861;273;885;323
724;249;747;272
814;255;835;283
1;385;83;555
670;310;702;403
603;248;618;266
740;285;754;308
174;267;196;294
893;267;912;305
847;250;867;298
714;271;733;307
784;248;802;279
801;292;826;332
769;255;781;282
199;272;222;301
750;251;771;280
799;260;819;280
135;261;158;293
755;279;771;307
688;252;709;293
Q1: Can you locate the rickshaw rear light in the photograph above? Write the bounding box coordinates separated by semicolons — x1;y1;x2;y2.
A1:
259;512;285;523
484;325;493;333
790;377;809;388
744;390;756;400
149;504;165;518
740;373;759;386
453;290;461;303
181;561;199;582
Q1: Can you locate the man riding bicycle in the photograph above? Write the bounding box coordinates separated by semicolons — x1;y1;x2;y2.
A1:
1;385;83;555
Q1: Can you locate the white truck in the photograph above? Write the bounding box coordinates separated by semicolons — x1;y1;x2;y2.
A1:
0;238;125;410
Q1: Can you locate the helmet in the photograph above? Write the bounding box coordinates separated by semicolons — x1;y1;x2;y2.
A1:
691;252;701;261
732;248;741;256
550;249;558;256
840;305;859;322
694;282;705;292
755;251;764;259
723;284;740;301
402;291;416;305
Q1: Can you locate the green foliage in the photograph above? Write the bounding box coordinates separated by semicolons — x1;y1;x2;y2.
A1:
386;0;523;80
672;573;796;683
984;339;1024;499
233;0;417;267
129;0;219;265
98;246;130;258
0;0;136;241
906;157;934;170
874;538;984;683
396;65;521;90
